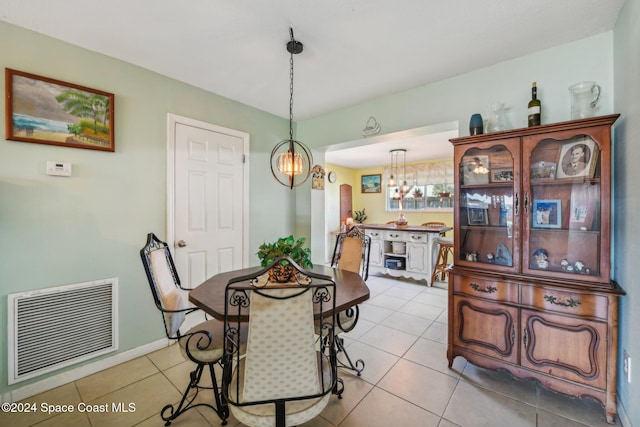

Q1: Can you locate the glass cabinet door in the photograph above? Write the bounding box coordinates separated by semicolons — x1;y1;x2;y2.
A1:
522;131;608;283
456;138;520;273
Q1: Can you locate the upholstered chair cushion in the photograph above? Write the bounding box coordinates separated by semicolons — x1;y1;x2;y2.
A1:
149;248;186;336
228;357;331;427
228;287;331;426
337;237;363;274
179;319;226;363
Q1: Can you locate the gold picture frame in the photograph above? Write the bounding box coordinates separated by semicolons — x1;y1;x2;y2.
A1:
5;68;115;152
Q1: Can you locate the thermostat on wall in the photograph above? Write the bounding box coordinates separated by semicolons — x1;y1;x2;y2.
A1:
46;161;72;177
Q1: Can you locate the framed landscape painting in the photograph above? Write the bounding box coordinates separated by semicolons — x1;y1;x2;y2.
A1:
5;68;115;152
361;174;381;193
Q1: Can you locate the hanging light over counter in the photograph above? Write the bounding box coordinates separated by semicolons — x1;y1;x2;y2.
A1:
270;27;313;189
388;149;409;226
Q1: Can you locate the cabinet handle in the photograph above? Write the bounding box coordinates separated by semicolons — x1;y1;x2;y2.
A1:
514;192;519;215
511;325;515;346
411;235;423;241
544;294;581;308
390;233;399;238
469;283;497;293
524;192;529;214
523;328;528;349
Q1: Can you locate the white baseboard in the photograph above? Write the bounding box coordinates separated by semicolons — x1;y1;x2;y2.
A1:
2;338;169;403
617;396;633;427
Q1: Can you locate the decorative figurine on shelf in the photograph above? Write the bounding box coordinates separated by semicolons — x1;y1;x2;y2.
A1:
494;243;512;266
486;252;494;262
532;249;549;269
574;261;585;273
466;252;478;262
561;259;570;270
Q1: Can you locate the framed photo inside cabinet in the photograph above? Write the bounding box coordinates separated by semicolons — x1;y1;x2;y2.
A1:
467;207;489;225
532;199;562;229
568;186;599;230
489;167;513;183
530;161;557;180
5;68;115;152
361;174;381;193
568;200;597;230
461;155;490;185
555;137;598;179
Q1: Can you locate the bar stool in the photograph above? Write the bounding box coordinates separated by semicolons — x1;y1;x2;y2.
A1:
431;237;454;283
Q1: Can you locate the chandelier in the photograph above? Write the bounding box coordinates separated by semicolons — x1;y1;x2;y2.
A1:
270;27;313;189
471;156;489;174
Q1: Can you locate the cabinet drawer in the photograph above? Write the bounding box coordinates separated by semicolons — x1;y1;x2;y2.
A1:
453;275;518;304
405;232;428;243
365;230;383;240
521;286;609;320
384;231;404;241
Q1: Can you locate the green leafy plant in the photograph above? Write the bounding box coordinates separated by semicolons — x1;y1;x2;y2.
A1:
257;235;313;269
354;208;367;224
413;187;423;198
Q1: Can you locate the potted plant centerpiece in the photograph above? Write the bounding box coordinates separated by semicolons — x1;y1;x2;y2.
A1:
354;208;367;224
257;235;313;282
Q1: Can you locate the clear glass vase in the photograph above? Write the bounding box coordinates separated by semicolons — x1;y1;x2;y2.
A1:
487;102;508;132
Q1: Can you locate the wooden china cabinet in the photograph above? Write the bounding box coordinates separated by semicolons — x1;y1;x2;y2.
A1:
447;115;625;423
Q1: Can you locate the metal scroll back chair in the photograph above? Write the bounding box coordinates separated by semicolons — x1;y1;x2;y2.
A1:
222;257;339;427
140;232;240;426
329;226;371;375
331;225;371;281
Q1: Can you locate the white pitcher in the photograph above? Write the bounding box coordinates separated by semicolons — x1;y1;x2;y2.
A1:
569;82;601;119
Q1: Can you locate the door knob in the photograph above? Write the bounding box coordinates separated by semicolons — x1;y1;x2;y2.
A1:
177;240;187;247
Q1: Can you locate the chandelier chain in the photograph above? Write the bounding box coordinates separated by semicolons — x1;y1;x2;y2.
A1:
289;41;294;141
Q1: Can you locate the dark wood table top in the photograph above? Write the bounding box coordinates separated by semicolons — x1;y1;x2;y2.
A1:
189;265;370;322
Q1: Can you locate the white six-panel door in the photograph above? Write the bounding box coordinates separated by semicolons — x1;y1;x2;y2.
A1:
168;114;249;288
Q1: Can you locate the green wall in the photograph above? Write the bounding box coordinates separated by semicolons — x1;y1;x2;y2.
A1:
613;0;640;424
0;21;297;398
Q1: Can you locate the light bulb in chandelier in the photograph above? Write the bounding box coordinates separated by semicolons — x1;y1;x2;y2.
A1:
278;149;305;176
472;157;489;174
387;174;396;187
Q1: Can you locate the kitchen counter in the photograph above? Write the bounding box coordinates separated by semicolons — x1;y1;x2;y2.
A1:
361;224;452;284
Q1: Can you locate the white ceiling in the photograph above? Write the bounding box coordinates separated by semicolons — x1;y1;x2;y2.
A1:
0;0;623;167
324;125;457;168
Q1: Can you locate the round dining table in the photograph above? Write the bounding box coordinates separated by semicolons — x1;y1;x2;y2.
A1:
188;264;370;322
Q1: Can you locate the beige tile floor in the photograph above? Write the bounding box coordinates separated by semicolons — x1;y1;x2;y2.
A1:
1;275;622;427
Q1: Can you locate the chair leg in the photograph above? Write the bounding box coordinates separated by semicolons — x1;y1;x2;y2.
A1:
335;335;365;376
431;243;453;283
160;362;228;426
